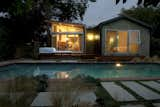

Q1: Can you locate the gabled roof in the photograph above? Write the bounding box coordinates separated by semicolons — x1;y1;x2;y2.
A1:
98;14;151;29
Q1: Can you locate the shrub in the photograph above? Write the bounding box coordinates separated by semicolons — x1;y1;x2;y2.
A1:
0;76;38;107
152;55;159;62
35;74;48;92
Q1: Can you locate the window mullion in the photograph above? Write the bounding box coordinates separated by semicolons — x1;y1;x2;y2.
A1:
127;30;130;54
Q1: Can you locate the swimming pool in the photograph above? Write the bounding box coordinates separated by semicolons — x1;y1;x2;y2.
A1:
0;63;159;79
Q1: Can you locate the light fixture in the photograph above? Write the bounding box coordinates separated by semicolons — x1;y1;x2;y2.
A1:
87;33;94;41
65;38;69;41
95;35;99;40
65;74;69;78
116;63;122;67
109;38;114;44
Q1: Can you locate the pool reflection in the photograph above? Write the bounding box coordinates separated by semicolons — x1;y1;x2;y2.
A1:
55;71;70;79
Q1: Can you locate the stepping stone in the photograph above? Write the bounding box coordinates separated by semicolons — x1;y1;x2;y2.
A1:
101;82;136;101
74;91;97;104
153;103;160;107
121;104;145;107
31;92;52;107
140;81;160;91
122;81;160;100
31;92;97;107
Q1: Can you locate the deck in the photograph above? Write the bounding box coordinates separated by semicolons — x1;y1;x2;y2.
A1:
39;53;144;61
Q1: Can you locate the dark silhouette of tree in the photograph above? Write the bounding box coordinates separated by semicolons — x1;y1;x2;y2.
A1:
0;0;95;59
116;0;160;7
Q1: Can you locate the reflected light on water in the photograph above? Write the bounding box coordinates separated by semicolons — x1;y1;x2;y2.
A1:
115;63;122;67
55;71;70;79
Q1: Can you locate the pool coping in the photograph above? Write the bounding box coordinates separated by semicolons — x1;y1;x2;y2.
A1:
0;59;160;66
0;59;160;81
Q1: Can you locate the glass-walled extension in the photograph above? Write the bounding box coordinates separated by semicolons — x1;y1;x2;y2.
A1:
51;22;85;53
106;30;140;55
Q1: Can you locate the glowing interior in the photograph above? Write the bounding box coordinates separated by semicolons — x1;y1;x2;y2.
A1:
106;30;140;54
51;22;84;52
52;23;83;32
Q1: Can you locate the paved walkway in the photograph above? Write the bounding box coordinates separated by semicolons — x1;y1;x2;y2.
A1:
153;103;160;107
101;82;137;101
140;81;160;92
101;80;160;107
121;81;160;100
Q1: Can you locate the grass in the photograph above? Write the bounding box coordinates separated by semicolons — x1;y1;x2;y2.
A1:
49;76;98;107
0;76;38;107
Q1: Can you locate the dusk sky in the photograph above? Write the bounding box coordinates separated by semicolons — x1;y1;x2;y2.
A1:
83;0;138;26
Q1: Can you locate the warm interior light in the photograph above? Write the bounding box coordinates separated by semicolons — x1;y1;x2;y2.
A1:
65;74;69;78
65;37;69;41
52;23;83;32
87;33;94;41
109;37;114;44
95;35;99;40
116;63;122;67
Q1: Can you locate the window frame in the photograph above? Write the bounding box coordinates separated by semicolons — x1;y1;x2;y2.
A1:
105;29;141;55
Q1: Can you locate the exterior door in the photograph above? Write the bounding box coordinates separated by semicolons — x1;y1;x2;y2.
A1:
106;30;140;55
106;30;128;54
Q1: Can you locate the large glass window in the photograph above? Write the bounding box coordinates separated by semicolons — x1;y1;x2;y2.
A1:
55;34;81;51
52;23;83;33
51;22;84;52
106;30;140;54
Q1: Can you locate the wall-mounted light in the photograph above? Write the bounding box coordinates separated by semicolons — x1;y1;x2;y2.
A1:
109;37;114;44
95;35;100;40
87;33;94;41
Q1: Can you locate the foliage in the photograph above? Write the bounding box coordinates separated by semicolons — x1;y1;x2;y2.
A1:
0;0;95;60
73;75;100;86
95;83;119;107
0;76;37;107
116;0;160;7
35;74;48;92
6;76;37;92
122;6;160;56
50;77;97;107
0;18;14;60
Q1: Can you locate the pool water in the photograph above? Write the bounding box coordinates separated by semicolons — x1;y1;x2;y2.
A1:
0;63;159;79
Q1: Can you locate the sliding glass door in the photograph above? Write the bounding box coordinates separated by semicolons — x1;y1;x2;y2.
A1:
106;30;140;55
51;22;84;52
129;31;140;54
52;34;82;52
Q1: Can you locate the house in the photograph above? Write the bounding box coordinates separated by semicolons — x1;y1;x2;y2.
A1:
41;21;85;54
86;14;151;56
39;14;151;57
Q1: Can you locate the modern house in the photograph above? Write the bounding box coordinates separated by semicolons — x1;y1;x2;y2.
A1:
87;14;151;56
39;14;151;57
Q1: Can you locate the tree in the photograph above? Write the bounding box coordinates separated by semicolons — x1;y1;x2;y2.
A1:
122;7;160;56
0;0;95;44
0;0;95;59
116;0;160;7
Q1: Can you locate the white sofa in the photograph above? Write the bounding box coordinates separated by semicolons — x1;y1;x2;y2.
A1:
39;47;72;54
